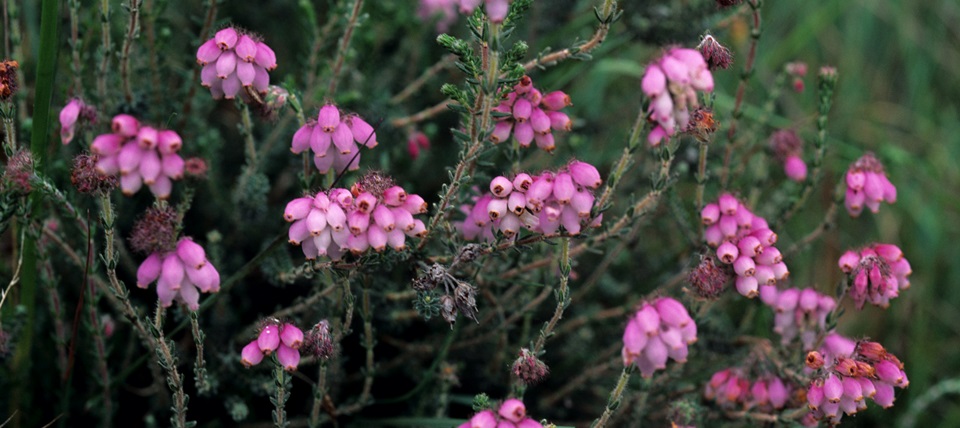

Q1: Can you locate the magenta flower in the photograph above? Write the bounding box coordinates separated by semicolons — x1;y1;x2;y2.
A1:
284;175;427;260
458;398;543;428
241;321;304;372
489;75;572;152
290;103;378;174
92;114;185;198
761;287;836;350
197;27;276;100
59;98;93;145
418;0;459;32
769;129;807;182
457;0;510;23
844;152;896;217
805;334;908;424
704;368;793;412
136;238;220;310
458;161;602;241
838;243;911;309
701;193;788;297
621;297;696;378
641;47;714;146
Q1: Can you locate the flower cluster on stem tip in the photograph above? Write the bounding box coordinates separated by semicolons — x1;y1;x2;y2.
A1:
457;0;510;23
59;98;96;145
284;174;427;260
844;152;897;217
459;398;543;428
641;48;715;146
459;161;603;241
136;239;221;311
805;333;908;424
92;114;185;198
490;75;572;152
838;243;911;309
769;129;807;182
290;103;378;174
701;193;788;298
759;287;835;350
512;348;548;385
241;321;304;372
197;27;277;100
697;35;733;71
622;297;697;378
704;368;794;411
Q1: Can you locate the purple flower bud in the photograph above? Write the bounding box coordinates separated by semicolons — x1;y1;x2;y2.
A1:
241;340;264;368
654;297;691;327
551;173;575;204
568;161;602;189
716;241;739;263
258;324;281;354
284;197;314;222
498;398;526;423
823;373;843;403
700;203;720;225
634;304;660;336
277;344;301;372
111;114;140;137
176;238;207;270
735;276;758;298
160;254;185;291
490;176;513;197
196;39;221;65
280;323;304;349
137;253;163;289
784;155;808;181
873;382;895;408
541;91;572;110
91;134;123;156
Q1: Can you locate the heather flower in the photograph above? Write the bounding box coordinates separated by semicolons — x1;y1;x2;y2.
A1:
704;368;794;411
0;60;18;101
284;173;426;260
197;27;276;100
786;62;808;93
838;243;911;309
457;0;510;23
701;193;789;297
761;287;836;350
621;297;696;378
304;320;335;360
769;130;807;182
490;75;572;152
407;131;430;160
136;237;221;310
92;114;186;198
2;149;35;194
697;35;733;71
59;99;82;145
458;161;602;241
458;398;544;428
71;153;118;195
290;103;378;174
418;0;458;32
641;47;714;146
844;152;896;217
512;348;548;385
184;157;209;180
805;334;908;424
241;320;304;372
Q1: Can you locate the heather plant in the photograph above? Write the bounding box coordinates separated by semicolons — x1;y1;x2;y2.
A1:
0;0;954;427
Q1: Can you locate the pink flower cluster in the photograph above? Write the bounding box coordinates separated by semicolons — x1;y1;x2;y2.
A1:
641;48;715;146
457;0;510;23
458;398;543;428
844;152;897;217
284;186;427;260
838;243;911;309
621;297;697;378
490;76;573;152
759;287;836;350
701;193;788;298
291;104;379;174
196;27;277;100
459;161;602;242
805;334;908;424
768;129;807;182
704;369;793;411
136;238;221;310
241;321;304;372
92;114;185;198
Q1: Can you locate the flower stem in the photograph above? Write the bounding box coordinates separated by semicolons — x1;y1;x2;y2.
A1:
273;363;292;428
326;0;364;97
119;0;141;104
721;0;763;188
593;366;634;428
532;237;571;354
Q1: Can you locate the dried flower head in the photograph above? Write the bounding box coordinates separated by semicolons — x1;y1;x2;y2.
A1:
0;60;18;101
184;157;209;180
698;35;733;71
129;205;180;254
454;282;479;323
685;107;719;143
71;153;118;194
305;320;335;360
688;255;731;299
2;150;34;194
512;348;549;385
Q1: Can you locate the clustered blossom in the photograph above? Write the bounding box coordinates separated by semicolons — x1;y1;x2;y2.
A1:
759;287;836;350
59;98;96;145
805;334;909;424
459;161;602;242
457;0;510;23
290;103;378;174
844;152;897;217
458;398;543;428
303;320;335;360
701;193;789;298
136;237;221;310
769;129;807;182
704;368;793;412
241;321;304;372
786;62;808;93
490;76;572;152
838;243;911;309
622;297;697;378
284;176;427;260
196;27;277;100
697;35;733;71
418;0;458;32
512;348;548;385
641;48;714;146
91;114;185;198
